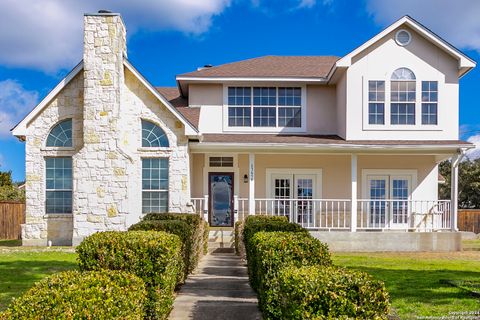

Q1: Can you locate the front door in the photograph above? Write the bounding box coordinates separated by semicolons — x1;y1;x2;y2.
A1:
208;173;234;227
367;175;411;228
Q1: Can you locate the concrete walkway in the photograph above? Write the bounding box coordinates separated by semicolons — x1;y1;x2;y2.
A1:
169;249;262;320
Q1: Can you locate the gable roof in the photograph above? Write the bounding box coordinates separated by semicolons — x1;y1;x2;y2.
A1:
177;56;339;79
11;60;199;138
156;87;200;129
336;15;476;77
177;15;475;84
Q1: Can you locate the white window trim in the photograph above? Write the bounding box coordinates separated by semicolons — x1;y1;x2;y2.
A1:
203;153;239;198
44;156;73;215
266;168;322;199
141;157;170;214
222;84;307;133
139;118;172;149
42;117;75;151
395;29;412;47
361;169;417;200
362;70;441;131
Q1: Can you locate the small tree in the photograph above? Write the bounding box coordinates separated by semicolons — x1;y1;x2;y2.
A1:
0;170;25;202
439;158;480;209
0;171;13;187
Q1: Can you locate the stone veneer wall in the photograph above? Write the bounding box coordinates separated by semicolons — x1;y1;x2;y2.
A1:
22;13;191;246
23;73;84;245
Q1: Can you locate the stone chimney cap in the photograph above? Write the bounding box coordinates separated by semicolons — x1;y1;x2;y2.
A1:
84;10;120;16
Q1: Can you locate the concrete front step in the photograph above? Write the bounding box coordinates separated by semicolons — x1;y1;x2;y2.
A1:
168;251;261;320
209;229;235;246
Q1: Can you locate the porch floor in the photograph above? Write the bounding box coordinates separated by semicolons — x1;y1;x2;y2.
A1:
169;249;261;320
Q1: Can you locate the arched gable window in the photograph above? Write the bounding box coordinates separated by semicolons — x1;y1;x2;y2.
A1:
391;67;416;80
46;119;73;147
141;120;169;147
390;68;416;125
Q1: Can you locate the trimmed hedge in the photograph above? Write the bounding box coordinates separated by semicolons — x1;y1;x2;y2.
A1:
250;231;332;293
142;213;207;272
242;215;309;287
241;215;390;319
269;265;390;319
129;219;191;282
203;220;209;254
76;231;182;319
243;215;307;249
1;270;147;319
234;220;244;256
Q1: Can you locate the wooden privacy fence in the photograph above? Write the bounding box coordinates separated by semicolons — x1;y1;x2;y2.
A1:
458;209;480;233
0;201;26;240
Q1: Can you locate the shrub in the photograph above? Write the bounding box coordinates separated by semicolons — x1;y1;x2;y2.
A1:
250;231;332;294
203;220;209;254
76;231;182;319
234;220;244;256
268;265;390;319
1;270;147;320
142;213;206;272
129;220;191;282
242;215;308;285
243;215;307;249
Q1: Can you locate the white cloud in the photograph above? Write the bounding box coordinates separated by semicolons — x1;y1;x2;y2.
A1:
366;0;480;51
466;134;480;160
0;80;38;138
0;0;231;72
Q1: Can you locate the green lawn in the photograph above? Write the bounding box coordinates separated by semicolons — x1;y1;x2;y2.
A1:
333;250;480;319
0;247;77;310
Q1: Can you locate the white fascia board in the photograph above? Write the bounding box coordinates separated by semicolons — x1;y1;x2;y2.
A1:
189;142;473;153
176;76;328;83
11;61;84;137
336;16;476;70
124;60;199;136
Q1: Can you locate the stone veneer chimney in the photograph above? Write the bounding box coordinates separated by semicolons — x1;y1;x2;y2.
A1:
72;12;129;245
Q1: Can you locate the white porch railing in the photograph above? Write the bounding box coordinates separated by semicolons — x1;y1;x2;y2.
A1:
250;198;351;230
191;197;451;231
357;199;451;231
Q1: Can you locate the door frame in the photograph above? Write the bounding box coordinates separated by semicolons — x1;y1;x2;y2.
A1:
208;172;235;227
362;169;417;229
266;168;322;199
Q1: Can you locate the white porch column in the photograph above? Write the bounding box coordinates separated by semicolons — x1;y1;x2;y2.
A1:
203;194;209;222
350;154;358;232
249;153;255;216
451;154;459;231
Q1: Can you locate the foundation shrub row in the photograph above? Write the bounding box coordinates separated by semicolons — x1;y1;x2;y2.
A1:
241;215;390;319
2;213;209;320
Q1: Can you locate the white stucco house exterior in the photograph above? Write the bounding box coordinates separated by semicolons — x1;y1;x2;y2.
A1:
12;12;475;250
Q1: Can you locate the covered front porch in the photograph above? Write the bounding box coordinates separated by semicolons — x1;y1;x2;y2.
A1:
189;139;466;236
193;197;452;232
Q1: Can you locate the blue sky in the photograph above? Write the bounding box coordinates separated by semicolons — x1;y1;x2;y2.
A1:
1;0;479;181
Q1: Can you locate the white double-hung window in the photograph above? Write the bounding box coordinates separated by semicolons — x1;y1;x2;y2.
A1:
390;68;416;125
227;86;303;130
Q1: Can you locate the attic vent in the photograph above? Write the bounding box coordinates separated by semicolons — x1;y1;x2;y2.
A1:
395;29;411;46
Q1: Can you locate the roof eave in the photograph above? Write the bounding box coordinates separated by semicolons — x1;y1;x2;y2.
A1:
176;76;329;83
11;61;84;138
190;141;474;153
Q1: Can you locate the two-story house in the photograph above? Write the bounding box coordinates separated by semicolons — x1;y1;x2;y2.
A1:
12;12;475;250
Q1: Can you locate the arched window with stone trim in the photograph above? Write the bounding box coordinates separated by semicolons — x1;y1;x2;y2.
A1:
390;68;416;125
46;119;73;147
141;119;169;148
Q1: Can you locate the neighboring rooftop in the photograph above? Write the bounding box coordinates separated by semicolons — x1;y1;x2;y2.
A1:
178;56;339;78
